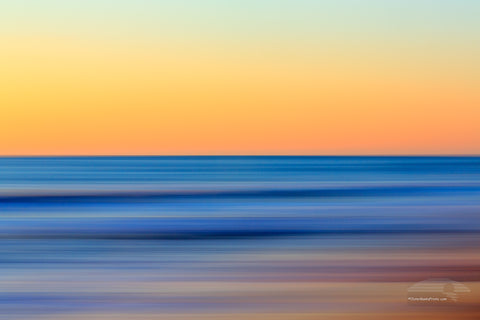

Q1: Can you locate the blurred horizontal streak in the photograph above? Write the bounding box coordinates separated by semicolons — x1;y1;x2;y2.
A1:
2;184;480;205
42;312;480;320
0;157;479;319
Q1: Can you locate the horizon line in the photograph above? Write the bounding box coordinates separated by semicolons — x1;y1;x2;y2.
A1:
1;154;479;158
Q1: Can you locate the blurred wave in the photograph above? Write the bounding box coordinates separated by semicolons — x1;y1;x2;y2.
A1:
0;156;479;319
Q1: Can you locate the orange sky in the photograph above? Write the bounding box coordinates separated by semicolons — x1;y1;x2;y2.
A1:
1;1;479;155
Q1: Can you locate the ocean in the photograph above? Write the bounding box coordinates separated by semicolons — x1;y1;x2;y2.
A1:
0;156;479;319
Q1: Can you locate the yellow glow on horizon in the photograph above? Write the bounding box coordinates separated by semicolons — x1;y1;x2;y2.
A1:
1;36;479;155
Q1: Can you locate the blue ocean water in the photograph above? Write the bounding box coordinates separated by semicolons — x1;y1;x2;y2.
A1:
0;156;479;319
1;156;480;236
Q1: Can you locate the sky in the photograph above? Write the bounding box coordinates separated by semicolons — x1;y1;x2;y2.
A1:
1;0;479;155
